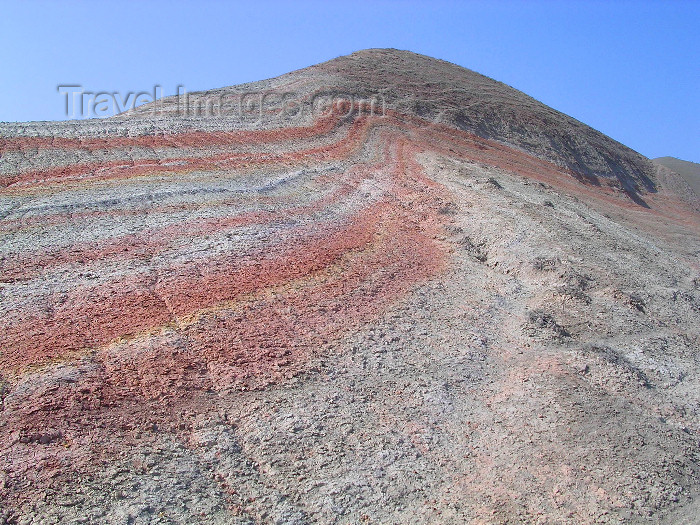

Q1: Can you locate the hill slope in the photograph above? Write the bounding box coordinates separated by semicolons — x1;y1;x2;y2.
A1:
0;49;699;524
654;156;700;195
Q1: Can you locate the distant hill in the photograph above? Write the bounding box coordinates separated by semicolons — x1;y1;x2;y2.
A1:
654;156;700;195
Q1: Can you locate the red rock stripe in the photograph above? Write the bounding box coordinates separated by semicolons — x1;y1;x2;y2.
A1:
0;204;381;373
0;145;375;281
0;113;341;154
0;115;369;189
0;130;449;375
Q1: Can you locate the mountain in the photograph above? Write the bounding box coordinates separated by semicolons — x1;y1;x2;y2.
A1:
1;49;699;524
124;48;658;202
654;156;700;195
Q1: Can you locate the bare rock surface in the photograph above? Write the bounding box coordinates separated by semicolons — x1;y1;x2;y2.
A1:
653;157;700;196
1;49;699;524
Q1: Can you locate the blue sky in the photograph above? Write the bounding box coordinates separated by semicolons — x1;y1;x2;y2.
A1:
0;0;697;161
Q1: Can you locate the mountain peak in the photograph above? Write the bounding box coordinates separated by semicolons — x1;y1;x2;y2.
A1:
124;49;657;201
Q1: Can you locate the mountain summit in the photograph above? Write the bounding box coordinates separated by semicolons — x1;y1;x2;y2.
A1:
1;50;698;524
129;48;657;201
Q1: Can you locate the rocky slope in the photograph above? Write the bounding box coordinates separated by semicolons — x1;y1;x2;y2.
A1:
1;49;699;524
653;157;700;195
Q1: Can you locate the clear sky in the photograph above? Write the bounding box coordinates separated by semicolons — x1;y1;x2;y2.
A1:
0;0;697;161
